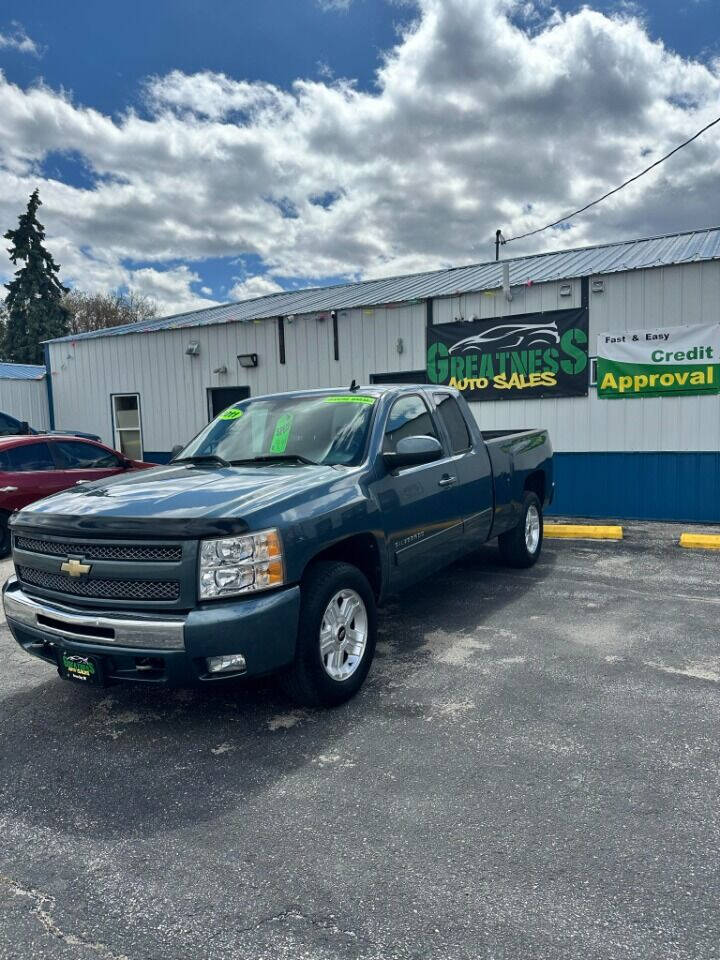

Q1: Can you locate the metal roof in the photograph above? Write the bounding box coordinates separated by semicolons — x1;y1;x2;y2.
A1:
48;225;720;344
0;362;46;380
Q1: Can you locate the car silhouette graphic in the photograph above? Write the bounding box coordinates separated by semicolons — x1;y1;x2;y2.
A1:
448;321;560;353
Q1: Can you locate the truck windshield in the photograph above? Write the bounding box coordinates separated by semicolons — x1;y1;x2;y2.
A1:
178;394;377;467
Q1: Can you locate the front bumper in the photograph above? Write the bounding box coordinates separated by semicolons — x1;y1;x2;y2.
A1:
2;576;301;686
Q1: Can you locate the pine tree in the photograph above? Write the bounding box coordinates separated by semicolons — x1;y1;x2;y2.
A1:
3;189;69;364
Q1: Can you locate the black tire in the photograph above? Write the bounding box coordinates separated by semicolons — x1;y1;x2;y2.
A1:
498;492;543;568
281;561;377;708
0;513;10;559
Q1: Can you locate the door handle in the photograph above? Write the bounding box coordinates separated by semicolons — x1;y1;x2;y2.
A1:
0;486;18;492
438;476;457;487
75;480;90;485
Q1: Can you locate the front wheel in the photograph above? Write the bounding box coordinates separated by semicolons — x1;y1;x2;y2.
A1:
281;561;377;707
498;492;543;568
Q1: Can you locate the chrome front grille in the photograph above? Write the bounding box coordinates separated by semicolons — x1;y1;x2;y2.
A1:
17;566;180;602
14;536;182;563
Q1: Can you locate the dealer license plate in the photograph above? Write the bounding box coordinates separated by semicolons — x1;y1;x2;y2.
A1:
58;651;103;685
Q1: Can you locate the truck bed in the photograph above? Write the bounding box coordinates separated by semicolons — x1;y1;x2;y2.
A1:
481;429;541;441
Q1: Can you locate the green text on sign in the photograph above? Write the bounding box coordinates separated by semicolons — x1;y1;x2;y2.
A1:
323;396;376;404
220;408;244;420
269;413;294;453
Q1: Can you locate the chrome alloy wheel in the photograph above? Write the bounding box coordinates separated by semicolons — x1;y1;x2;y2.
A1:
319;588;368;682
525;504;541;554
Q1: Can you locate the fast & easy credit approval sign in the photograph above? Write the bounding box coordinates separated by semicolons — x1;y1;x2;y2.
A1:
597;323;720;398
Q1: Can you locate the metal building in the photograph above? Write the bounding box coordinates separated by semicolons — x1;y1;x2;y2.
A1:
0;363;50;431
45;227;720;522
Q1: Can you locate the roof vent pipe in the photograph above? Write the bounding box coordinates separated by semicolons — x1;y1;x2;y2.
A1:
502;262;512;302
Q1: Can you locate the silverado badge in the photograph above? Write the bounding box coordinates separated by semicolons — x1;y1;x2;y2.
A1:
60;559;92;577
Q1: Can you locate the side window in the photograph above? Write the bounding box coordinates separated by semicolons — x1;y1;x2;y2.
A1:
383;395;439;454
434;394;472;455
0;442;55;472
53;440;122;469
0;413;20;435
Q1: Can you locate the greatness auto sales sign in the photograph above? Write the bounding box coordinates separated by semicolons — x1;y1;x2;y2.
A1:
597;323;720;398
426;307;589;401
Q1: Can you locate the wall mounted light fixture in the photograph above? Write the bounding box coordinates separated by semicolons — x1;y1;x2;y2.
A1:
238;353;259;368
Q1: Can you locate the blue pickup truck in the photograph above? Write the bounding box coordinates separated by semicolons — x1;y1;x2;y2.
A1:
3;385;553;706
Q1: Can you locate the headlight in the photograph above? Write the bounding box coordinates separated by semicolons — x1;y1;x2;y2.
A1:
199;529;284;600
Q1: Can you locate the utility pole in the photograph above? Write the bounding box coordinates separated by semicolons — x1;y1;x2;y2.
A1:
495;229;505;261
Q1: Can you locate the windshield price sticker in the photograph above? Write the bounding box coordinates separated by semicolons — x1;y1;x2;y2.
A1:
323;396;376;404
269;413;294;453
219;408;244;420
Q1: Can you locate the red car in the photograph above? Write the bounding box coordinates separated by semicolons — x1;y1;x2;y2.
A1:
0;435;153;555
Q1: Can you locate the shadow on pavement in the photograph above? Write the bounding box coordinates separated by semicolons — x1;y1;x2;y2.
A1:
0;545;548;840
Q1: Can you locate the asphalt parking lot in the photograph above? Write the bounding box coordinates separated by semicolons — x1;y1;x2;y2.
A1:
1;526;719;960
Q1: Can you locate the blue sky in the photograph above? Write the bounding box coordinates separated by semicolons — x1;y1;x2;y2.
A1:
0;0;718;314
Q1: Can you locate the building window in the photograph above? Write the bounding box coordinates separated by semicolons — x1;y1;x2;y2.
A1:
370;370;428;385
112;394;143;460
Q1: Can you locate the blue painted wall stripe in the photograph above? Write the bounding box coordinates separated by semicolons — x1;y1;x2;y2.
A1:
547;452;720;523
144;451;173;464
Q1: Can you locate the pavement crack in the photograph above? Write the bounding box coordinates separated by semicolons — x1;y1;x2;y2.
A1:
0;873;132;960
235;906;360;940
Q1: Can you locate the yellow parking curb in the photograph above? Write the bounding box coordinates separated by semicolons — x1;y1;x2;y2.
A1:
679;533;720;551
544;523;624;541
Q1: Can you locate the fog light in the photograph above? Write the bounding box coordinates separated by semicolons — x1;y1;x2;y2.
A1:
206;654;247;675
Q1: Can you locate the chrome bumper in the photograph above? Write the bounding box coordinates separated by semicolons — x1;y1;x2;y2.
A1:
2;579;186;650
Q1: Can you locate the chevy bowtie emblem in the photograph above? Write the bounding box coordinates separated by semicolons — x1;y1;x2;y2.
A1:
60;559;92;577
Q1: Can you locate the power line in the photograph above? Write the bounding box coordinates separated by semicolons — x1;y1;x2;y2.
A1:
501;113;720;246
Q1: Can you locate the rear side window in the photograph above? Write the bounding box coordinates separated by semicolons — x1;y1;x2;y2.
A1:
434;394;472;454
0;413;21;435
52;440;122;469
383;395;439;454
0;442;55;472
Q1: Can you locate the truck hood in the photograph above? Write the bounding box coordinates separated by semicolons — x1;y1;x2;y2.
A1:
12;463;342;538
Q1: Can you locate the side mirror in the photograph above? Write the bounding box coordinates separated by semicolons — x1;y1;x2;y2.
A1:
170;444;184;461
384;435;443;471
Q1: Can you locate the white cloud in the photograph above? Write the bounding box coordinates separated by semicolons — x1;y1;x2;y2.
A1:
228;274;285;300
127;266;218;315
317;0;353;10
0;25;41;57
0;0;719;317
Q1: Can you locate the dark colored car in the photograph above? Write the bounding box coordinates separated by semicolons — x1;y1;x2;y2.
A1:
0;435;151;554
3;385;553;706
0;410;101;442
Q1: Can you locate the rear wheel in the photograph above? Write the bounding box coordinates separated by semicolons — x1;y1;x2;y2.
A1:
281;561;377;707
498;492;543;568
0;513;10;559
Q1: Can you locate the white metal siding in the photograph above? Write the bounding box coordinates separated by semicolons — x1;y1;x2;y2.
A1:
48;303;427;453
433;263;720;453
48;260;720;456
0;378;50;431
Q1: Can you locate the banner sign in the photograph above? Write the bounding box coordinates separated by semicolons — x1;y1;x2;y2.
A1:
426;307;589;401
597;323;720;399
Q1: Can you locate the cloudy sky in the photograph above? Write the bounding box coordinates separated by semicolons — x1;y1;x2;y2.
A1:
0;0;718;315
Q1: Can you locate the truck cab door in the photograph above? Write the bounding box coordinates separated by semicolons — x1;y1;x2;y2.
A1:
431;393;494;546
370;393;463;591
